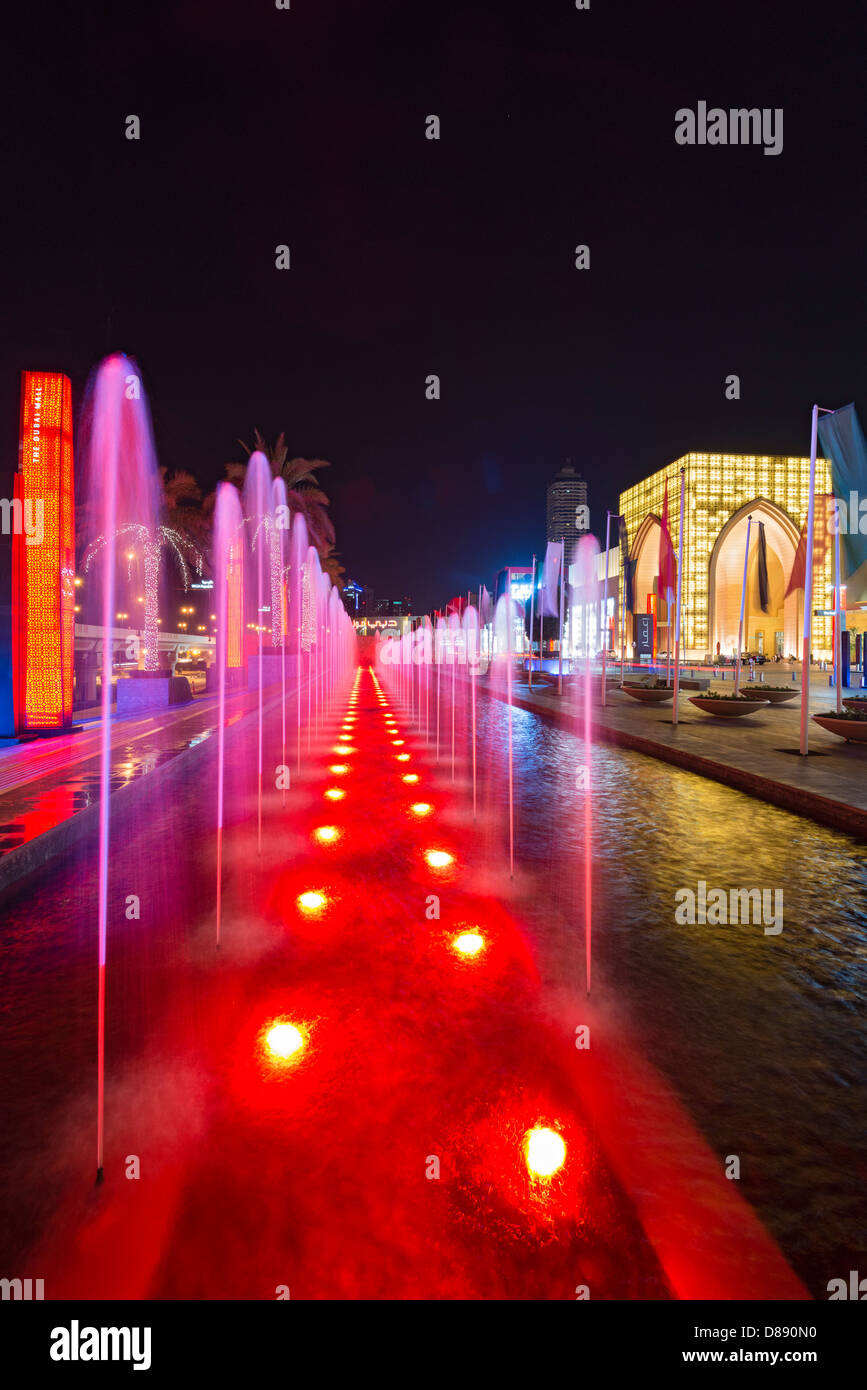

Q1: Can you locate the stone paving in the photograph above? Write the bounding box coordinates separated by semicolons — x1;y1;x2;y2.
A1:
495;670;867;839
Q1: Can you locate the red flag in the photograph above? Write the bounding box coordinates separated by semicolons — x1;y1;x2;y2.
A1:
658;477;677;601
785;495;834;598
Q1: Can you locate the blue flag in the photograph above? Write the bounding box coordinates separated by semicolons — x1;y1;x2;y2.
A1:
818;403;867;602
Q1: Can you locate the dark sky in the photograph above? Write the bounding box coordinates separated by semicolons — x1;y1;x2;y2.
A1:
2;0;865;612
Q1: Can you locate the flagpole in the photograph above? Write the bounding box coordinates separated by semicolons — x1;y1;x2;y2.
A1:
471;611;477;821
672;468;686;725
800;406;818;755
734;515;752;697
619;519;627;686
601;512;611;707
539;573;544;683
834;519;843;714
527;554;536;689
557;542;566;696
507;572;515;877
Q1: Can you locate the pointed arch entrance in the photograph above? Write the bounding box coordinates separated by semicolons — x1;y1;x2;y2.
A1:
708;499;801;659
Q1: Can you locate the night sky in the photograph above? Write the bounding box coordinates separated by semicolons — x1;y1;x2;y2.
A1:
2;0;865;612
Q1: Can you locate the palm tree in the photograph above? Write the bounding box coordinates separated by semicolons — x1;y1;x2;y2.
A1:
83;521;203;672
160;467;213;572
219;431;341;585
320;544;346;589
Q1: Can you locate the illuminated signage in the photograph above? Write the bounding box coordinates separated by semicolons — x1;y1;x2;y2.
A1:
226;536;244;668
12;372;75;731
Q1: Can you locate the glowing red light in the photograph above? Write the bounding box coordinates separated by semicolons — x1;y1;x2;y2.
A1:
265;1022;306;1059
297;890;328;914
452;931;485;957
425;849;453;869
524;1127;566;1178
313;825;341;845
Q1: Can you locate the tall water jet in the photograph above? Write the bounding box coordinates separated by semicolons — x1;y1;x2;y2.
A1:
434;617;445;761
492;591;517;877
448;612;461;782
77;353;161;1182
423;616;432;744
271;477;290;802
572;532;600;993
304;546;322;749
242;452;272;853
462;604;480;819
328;585;342;714
213;482;245;947
289;512;309;769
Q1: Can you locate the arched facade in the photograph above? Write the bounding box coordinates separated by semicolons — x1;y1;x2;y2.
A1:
618;452;834;660
708;499;801;659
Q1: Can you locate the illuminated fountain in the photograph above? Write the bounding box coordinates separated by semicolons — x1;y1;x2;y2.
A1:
271;476;290;799
77;352;163;1181
242;452;272;852
570;532;600;993
492;591;520;877
213;480;246;946
289;513;309;770
462;603;480;818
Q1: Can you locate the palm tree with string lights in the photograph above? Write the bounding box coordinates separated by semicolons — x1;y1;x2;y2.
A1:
220;430;340;577
82;520;204;672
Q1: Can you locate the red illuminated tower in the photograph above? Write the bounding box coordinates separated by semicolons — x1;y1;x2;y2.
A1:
12;371;75;732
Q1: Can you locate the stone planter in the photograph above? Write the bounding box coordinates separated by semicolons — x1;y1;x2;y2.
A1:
842;697;867;714
688;696;770;718
812;714;867;744
755;689;799;704
620;685;674;703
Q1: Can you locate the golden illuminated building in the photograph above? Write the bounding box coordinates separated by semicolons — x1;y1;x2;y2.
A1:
619;453;835;660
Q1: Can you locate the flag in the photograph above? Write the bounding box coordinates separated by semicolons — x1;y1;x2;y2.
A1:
541;540;562;616
618;516;634;614
756;520;769;613
658;478;677;604
785;495;834;598
817;403;867;602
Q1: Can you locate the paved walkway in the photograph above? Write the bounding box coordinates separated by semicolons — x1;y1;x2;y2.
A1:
485;671;867;839
0;687;280;889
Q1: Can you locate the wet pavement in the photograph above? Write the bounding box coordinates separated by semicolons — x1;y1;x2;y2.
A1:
0;666;821;1299
0;689;266;865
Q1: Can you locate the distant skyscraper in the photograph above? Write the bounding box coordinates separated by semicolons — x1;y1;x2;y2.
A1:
546;461;588;560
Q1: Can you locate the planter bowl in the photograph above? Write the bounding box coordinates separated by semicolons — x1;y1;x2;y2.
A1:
689;696;770;718
812;714;867;744
842;697;867;714
620;685;674;703
755;689;799;704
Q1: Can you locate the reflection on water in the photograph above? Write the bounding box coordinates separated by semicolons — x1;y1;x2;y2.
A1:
476;695;867;1296
0;718;224;861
